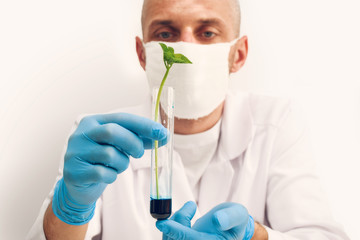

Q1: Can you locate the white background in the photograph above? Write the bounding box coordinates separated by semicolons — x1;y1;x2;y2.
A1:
0;0;359;239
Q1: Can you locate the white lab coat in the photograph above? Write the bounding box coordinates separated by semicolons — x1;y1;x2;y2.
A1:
27;91;349;240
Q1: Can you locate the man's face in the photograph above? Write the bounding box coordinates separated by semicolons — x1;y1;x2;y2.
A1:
137;0;247;74
142;0;238;44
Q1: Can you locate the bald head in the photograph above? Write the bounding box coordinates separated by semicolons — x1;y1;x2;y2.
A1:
141;0;241;39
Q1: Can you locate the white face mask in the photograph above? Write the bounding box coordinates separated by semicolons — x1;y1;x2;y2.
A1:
144;39;238;120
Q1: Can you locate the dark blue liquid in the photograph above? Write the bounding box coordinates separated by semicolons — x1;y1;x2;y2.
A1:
150;198;172;220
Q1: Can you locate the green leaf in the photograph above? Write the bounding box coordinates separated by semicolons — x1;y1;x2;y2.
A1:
164;51;172;62
173;53;192;64
159;43;168;53
159;43;192;67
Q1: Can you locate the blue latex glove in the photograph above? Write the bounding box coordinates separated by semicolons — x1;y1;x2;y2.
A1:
52;113;168;225
156;201;255;240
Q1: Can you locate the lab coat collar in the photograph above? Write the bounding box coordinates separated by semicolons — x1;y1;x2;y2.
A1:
130;91;254;170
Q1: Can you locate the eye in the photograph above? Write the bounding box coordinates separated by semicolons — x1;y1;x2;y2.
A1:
158;32;172;39
202;31;215;38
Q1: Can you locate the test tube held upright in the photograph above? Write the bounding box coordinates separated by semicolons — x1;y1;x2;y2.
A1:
150;86;174;219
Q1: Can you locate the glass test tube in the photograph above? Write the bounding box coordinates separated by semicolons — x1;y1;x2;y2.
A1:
150;86;174;220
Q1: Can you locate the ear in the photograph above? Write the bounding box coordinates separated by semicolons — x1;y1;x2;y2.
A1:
229;36;248;73
136;36;146;70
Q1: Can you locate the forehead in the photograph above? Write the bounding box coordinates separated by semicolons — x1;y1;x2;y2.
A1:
142;0;235;32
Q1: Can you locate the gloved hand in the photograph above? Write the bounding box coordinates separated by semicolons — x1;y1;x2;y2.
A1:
156;201;254;240
52;113;168;225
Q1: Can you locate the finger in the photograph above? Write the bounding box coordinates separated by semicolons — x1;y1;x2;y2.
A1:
87;164;118;184
85;123;145;158
75;145;129;174
156;220;210;240
64;159;118;185
95;113;168;140
213;205;249;231
142;136;169;149
162;202;196;240
170;201;197;227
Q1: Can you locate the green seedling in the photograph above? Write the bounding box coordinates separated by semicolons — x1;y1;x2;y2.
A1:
154;43;192;198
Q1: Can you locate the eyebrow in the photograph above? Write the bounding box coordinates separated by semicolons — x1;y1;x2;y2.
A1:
148;18;225;29
148;20;174;30
197;18;224;26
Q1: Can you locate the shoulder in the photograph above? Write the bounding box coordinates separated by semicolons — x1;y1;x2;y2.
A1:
248;93;293;128
227;91;295;129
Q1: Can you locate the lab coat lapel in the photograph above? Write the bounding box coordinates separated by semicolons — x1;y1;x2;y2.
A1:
197;153;234;214
198;91;254;214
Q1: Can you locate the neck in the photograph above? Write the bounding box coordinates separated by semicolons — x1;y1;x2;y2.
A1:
171;102;225;135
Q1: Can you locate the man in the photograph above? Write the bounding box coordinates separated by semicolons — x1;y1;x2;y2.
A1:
28;0;349;239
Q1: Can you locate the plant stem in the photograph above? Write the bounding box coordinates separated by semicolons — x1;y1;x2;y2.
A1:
154;66;171;199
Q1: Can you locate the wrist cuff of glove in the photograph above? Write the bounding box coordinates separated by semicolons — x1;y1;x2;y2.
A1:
52;178;96;225
243;215;255;240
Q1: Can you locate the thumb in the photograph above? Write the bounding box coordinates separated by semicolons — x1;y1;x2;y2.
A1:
170;201;197;227
212;205;249;231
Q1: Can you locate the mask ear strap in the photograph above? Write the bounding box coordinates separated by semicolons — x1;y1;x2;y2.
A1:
230;37;241;46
